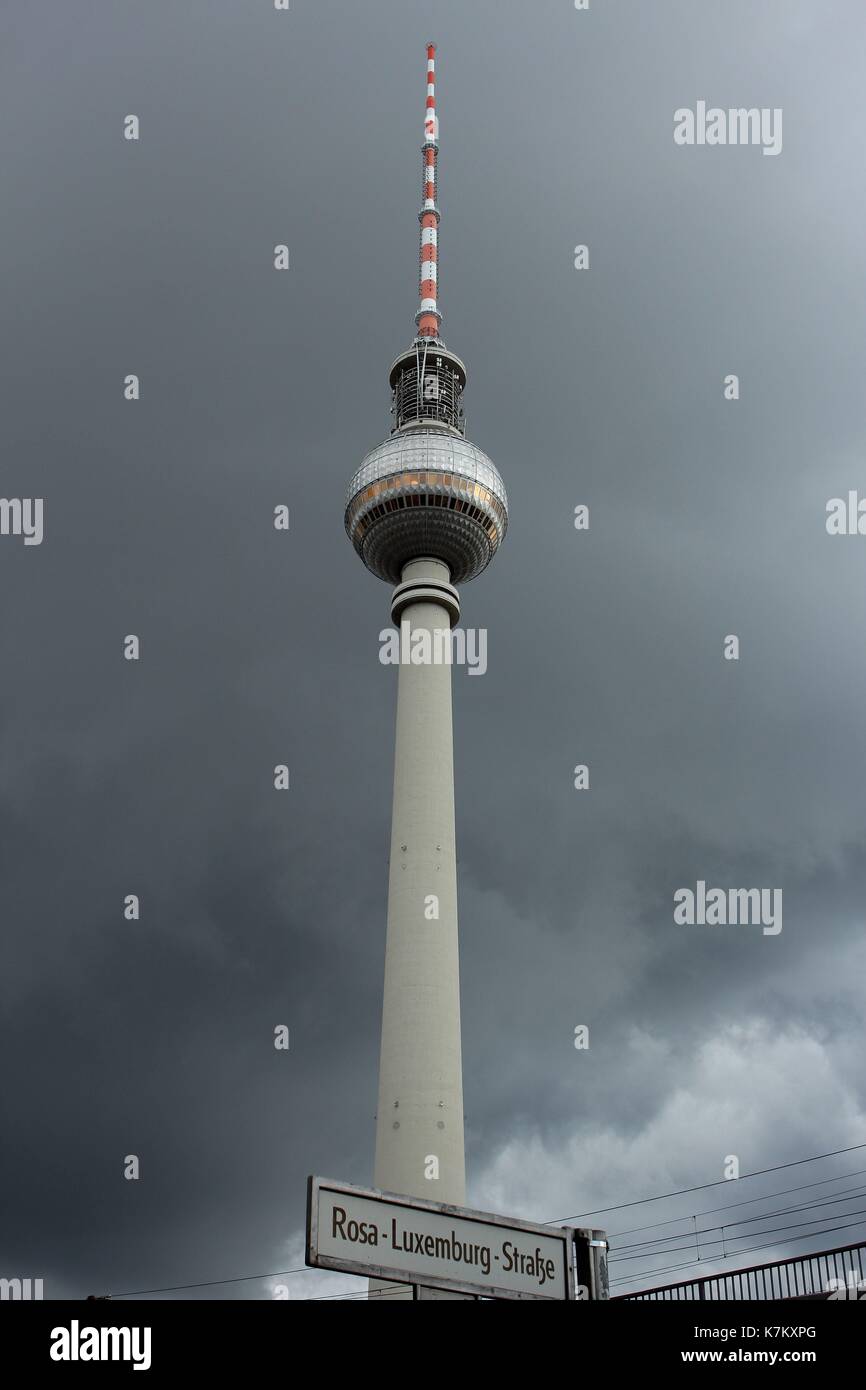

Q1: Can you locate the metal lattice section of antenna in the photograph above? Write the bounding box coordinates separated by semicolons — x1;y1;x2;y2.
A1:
416;43;441;339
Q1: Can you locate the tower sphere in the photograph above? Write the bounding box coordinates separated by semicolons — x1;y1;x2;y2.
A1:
345;422;508;586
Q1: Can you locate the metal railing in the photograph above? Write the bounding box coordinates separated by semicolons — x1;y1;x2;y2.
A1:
615;1241;866;1300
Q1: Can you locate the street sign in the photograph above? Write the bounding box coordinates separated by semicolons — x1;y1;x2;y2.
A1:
306;1176;575;1300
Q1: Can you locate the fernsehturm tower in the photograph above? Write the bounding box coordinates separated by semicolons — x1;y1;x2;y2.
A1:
345;44;507;1217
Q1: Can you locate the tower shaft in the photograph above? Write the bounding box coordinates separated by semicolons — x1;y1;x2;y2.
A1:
373;557;466;1206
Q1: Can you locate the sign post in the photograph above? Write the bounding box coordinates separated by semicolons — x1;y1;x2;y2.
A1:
307;1176;595;1301
573;1227;610;1301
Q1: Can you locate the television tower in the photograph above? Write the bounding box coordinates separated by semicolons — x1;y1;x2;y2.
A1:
345;44;508;1221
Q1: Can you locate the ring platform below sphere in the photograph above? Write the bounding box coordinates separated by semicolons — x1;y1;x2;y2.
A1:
345;428;508;585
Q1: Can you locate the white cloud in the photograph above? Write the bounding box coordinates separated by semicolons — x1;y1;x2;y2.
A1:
472;1019;866;1294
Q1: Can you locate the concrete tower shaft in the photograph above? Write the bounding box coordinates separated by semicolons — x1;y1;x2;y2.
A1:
373;557;466;1205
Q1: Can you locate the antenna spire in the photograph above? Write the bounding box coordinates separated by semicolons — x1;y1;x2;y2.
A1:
416;42;441;339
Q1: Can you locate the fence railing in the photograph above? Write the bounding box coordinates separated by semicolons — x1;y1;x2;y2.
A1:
615;1241;866;1300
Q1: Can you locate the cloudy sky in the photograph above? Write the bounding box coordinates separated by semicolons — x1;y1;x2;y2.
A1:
2;0;865;1301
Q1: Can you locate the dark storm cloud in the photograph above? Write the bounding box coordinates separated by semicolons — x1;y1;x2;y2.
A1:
2;0;865;1299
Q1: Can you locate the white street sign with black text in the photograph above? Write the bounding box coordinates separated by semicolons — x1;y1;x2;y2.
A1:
306;1176;575;1300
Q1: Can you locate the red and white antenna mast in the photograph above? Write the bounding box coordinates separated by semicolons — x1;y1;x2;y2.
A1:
416;42;441;339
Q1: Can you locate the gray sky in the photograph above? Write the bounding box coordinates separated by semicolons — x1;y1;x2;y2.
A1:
2;0;865;1300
